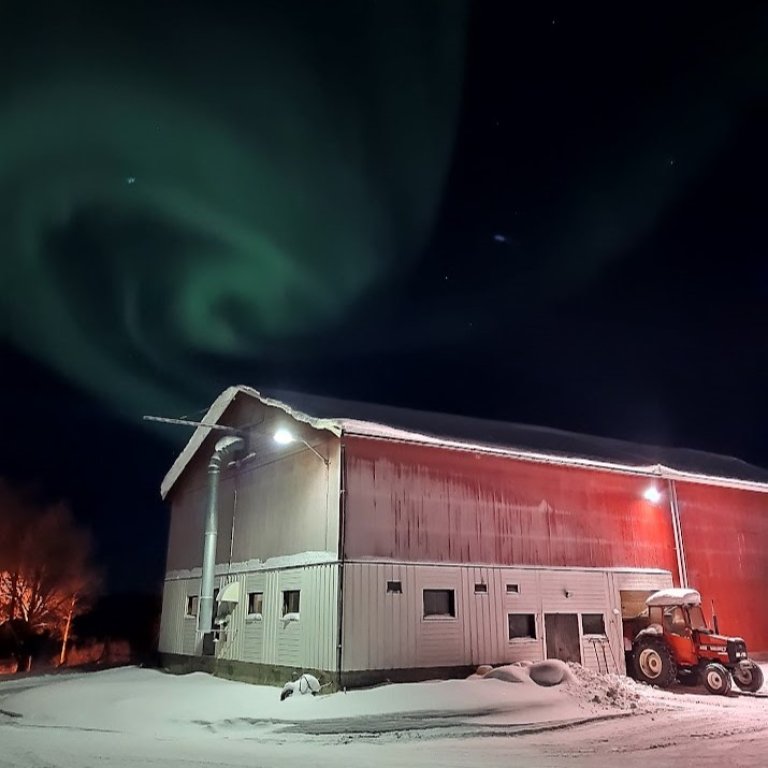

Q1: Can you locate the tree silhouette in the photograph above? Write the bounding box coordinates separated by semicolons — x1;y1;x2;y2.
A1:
0;480;101;668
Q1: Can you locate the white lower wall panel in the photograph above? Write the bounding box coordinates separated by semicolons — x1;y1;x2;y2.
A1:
159;564;339;671
158;579;186;654
342;562;673;673
160;561;673;677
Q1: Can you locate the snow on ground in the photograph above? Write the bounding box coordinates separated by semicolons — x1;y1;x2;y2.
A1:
1;664;767;768
0;664;607;734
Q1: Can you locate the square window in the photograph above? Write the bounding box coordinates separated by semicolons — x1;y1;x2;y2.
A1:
474;583;488;594
282;590;300;616
582;613;606;636
506;583;520;595
186;595;198;618
386;580;402;594
508;613;536;640
247;591;263;616
423;589;456;618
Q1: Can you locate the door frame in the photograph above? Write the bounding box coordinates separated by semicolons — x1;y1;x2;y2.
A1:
543;611;583;664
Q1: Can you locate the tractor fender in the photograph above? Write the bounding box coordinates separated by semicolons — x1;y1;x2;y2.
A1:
634;624;663;642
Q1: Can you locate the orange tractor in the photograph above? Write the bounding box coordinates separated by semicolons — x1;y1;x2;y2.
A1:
624;588;764;695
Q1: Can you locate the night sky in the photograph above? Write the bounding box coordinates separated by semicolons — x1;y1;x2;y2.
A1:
2;3;768;594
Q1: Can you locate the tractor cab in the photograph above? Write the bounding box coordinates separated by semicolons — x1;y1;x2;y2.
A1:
626;587;763;695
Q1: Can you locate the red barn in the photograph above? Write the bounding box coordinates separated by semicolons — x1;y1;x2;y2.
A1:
158;386;768;686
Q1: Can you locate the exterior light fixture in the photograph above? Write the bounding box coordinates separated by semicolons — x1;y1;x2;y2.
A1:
272;427;329;466
643;486;662;504
273;428;294;445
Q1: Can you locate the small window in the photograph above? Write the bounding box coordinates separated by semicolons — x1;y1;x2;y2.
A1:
423;589;456;618
282;590;301;616
185;596;198;618
508;613;536;640
506;583;520;595
582;613;606;636
474;583;488;594
663;607;686;637
247;592;263;616
386;580;402;594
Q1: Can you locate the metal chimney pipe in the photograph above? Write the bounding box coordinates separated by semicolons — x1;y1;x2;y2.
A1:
198;435;244;647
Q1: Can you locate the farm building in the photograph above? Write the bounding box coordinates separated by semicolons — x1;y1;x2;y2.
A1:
157;386;768;686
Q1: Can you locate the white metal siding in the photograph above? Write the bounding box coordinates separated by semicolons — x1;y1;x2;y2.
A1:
160;565;338;671
242;572;267;661
182;578;201;655
298;564;339;671
158;576;202;656
538;569;611;672
160;565;339;671
342;562;672;674
416;566;464;666
215;573;248;661
158;579;186;654
274;570;302;667
343;562;468;671
497;568;542;665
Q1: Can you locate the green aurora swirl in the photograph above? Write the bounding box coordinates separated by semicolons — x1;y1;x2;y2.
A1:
0;2;466;418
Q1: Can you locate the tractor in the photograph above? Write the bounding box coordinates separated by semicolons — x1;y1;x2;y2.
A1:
623;588;764;695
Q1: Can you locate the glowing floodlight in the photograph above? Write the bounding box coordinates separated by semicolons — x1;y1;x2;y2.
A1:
273;428;295;445
273;427;329;465
643;486;662;504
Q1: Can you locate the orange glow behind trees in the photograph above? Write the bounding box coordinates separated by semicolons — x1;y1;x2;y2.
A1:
0;480;101;666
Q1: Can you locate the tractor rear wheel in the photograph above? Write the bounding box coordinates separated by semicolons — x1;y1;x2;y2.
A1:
632;637;678;688
732;661;764;693
703;663;732;695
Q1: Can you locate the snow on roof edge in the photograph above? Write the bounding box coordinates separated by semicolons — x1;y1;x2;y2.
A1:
159;386;341;499
339;419;768;494
160;387;768;500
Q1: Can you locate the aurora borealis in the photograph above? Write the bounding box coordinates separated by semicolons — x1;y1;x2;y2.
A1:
0;2;465;418
3;4;768;593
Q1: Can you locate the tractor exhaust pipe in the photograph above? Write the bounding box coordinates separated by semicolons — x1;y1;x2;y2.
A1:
198;435;244;651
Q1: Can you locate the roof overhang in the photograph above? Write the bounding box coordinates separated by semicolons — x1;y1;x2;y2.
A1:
160;386;768;500
338;420;768;494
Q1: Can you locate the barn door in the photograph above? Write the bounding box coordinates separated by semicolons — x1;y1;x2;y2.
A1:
544;613;581;664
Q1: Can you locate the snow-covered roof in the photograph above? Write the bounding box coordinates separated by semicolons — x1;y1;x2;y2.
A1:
160;385;768;499
646;588;702;607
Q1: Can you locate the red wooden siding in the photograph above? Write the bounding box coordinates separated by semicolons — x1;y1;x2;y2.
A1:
344;437;678;574
677;482;768;652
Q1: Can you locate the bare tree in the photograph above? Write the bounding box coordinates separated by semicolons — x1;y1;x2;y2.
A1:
0;480;101;667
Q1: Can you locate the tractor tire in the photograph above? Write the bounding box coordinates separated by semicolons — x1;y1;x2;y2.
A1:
632;637;678;688
703;663;733;696
732;661;764;693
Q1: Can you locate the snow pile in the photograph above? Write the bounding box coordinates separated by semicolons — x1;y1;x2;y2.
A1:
1;666;602;734
564;663;656;711
281;673;321;700
481;665;535;684
528;660;574;687
473;660;574;687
